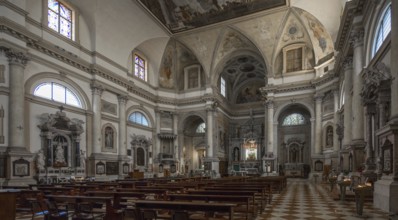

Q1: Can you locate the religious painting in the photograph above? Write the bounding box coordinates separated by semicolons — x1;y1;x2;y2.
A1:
325;126;333;148
138;0;287;33
236;85;262;104
314;160;323;171
136;147;145;166
159;46;175;89
381;140;393;175
52;135;68;167
13;158;30;177
106;162;119;175
170;164;177;173
0;157;5;178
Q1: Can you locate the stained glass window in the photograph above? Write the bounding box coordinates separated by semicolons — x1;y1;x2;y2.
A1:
220;77;226;97
48;0;73;39
34;82;82;108
134;54;146;81
282;113;305;126
373;4;391;56
129;112;149;126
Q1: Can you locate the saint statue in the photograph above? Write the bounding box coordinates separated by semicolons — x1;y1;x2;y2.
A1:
36;149;45;170
327;128;333;147
80;149;86;168
55;143;66;165
105;127;113;148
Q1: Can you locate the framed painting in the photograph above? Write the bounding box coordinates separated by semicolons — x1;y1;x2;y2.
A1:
96;161;105;175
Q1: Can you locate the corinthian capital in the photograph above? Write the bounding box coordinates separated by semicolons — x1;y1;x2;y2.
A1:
117;94;129;104
342;56;353;70
6;50;29;66
350;28;364;48
90;83;104;96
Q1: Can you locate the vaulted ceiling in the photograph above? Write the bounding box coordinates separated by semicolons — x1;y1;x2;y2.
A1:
137;0;287;34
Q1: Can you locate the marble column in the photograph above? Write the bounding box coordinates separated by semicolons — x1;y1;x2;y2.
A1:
6;50;28;148
350;28;365;142
90;84;103;154
117;95;128;158
314;94;323;154
333;89;339;152
155;109;161;159
173;113;178;159
343;57;353;147
266;100;274;154
206;104;214;158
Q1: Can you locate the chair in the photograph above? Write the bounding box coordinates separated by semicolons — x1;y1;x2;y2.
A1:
72;202;106;220
30;200;49;220
44;199;69;220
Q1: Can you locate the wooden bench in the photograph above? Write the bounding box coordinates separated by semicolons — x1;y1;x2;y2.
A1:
134;200;236;220
168;193;255;220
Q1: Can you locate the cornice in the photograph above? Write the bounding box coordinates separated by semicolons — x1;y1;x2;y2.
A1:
0;0;28;16
335;0;365;51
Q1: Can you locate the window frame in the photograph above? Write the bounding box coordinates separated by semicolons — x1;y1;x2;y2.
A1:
133;53;147;81
220;76;226;97
33;81;83;108
128;111;150;127
372;3;391;57
42;0;79;42
282;43;306;74
282;113;306;126
184;64;201;90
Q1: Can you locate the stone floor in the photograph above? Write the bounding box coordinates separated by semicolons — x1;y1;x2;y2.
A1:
16;178;391;220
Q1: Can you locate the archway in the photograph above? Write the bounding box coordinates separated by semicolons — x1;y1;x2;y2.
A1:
277;104;312;177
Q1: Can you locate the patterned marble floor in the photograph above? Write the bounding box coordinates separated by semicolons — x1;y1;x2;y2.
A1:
259;178;390;220
16;178;392;220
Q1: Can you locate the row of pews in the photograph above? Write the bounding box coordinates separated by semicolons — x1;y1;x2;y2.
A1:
6;175;287;220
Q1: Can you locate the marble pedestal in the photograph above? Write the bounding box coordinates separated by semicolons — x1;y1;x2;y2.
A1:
374;176;398;214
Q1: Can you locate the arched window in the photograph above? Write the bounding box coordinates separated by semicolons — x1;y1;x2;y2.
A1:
373;4;391;56
129;112;149;126
196;122;206;133
33;82;82;108
282;113;305;126
134;54;147;81
47;0;74;40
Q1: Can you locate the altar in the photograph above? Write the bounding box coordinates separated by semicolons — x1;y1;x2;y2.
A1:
284;163;304;177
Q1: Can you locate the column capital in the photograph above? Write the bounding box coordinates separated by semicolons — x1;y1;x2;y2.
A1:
117;94;129;104
90;83;104;96
342;56;353;70
265;100;274;109
350;28;364;48
314;93;324;102
6;50;29;67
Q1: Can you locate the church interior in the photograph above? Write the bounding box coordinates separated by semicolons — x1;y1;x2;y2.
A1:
0;0;397;219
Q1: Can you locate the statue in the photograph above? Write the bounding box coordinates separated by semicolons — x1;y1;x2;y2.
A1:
105;127;113;148
327;128;333;147
36;149;45;170
80;149;86;168
55;143;66;165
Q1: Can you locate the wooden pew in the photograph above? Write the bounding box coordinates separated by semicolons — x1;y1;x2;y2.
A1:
46;195;120;220
167;194;255;220
115;188;168;200
133;200;236;220
84;191;146;209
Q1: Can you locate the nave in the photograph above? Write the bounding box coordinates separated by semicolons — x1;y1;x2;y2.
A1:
14;178;390;220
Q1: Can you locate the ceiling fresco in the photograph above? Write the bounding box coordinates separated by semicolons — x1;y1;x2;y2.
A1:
138;0;287;33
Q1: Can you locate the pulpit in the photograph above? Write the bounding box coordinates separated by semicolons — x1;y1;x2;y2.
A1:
353;184;372;216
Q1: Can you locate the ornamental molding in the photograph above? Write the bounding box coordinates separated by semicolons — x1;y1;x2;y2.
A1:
360;63;392;105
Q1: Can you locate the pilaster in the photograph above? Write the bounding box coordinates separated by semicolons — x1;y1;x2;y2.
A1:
314;93;323;154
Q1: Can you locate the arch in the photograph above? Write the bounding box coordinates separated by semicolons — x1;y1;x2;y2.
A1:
126;105;154;128
274;101;314;122
25;72;91;111
178;112;207;132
